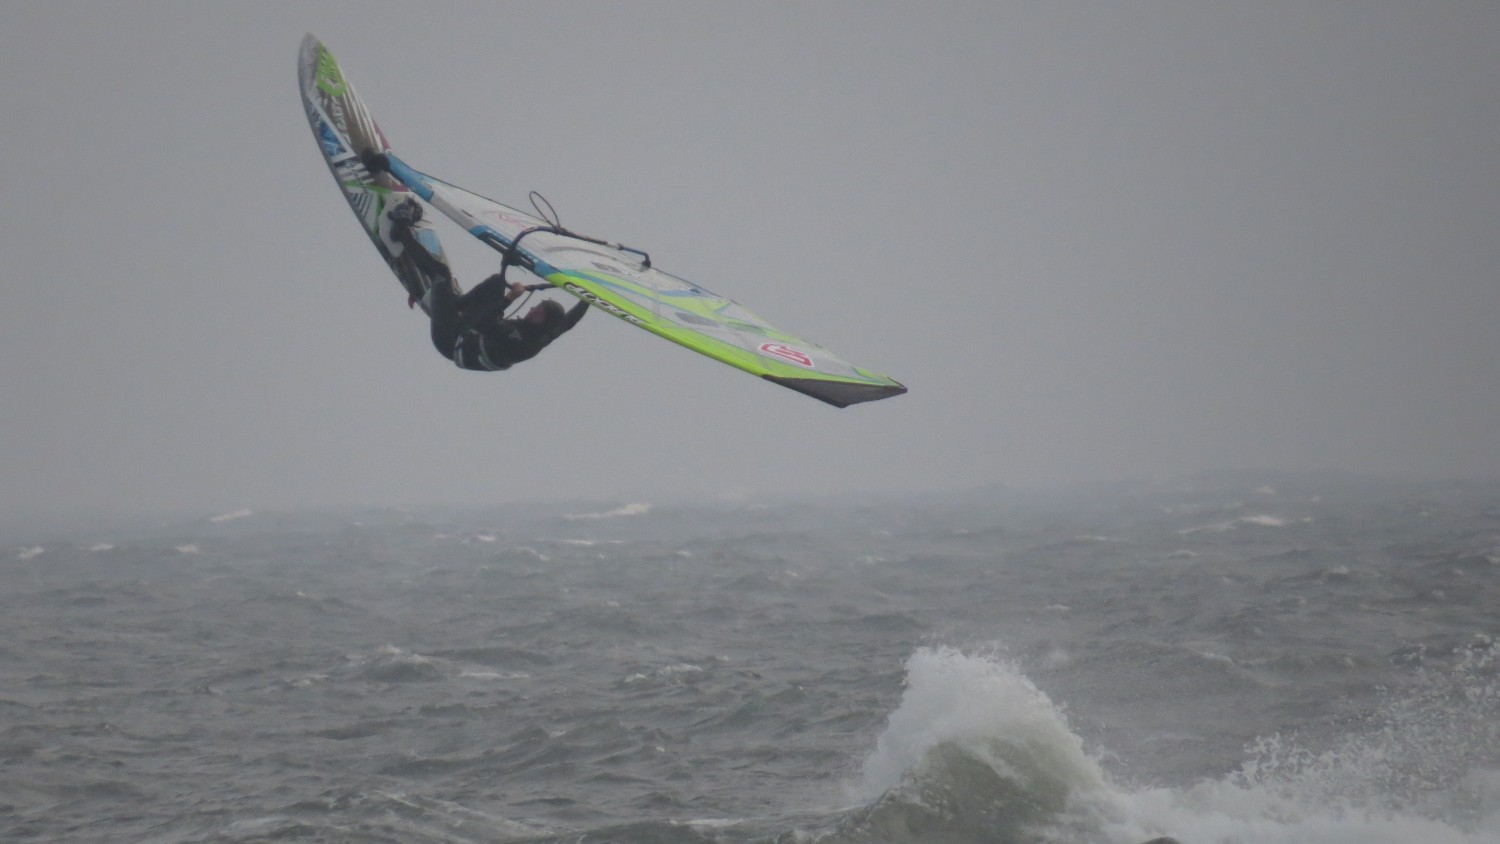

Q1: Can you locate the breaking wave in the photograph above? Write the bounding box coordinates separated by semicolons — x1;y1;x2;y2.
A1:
811;645;1500;844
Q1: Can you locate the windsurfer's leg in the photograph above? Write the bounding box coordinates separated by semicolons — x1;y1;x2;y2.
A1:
426;267;464;361
389;217;450;279
457;273;512;312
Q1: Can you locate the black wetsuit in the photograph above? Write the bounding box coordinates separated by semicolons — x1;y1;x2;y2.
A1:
426;272;588;371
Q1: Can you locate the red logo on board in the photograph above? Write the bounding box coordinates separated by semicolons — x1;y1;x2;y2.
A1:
760;343;814;368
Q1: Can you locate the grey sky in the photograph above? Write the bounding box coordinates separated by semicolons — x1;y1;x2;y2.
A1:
2;2;1497;522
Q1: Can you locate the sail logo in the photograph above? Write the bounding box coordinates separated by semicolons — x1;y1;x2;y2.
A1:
492;209;539;230
315;49;348;97
563;283;646;327
760;343;814;368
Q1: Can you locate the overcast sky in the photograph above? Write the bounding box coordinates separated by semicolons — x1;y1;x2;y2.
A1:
2;2;1496;523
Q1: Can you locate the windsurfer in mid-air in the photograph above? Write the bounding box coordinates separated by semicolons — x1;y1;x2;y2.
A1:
371;155;588;372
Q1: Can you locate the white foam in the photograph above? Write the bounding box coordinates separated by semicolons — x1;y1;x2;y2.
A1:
1099;779;1498;844
1178;514;1301;534
209;508;254;523
1094;642;1500;843
626;663;705;685
565;502;651;520
16;546;43;560
459;670;528;680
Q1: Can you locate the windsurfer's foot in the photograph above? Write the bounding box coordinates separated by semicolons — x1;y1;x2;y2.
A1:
361;149;391;174
388;197;423;225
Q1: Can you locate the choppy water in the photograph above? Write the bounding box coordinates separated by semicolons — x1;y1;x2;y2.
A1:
3;474;1498;843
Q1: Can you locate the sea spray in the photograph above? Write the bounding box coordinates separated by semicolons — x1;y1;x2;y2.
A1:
1095;637;1500;844
1236;636;1500;827
855;647;1106;803
823;647;1110;843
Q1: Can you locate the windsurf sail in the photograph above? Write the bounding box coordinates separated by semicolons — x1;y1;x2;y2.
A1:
381;154;907;407
297;34;452;313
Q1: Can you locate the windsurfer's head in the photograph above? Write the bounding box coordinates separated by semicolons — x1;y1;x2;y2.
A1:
524;299;566;327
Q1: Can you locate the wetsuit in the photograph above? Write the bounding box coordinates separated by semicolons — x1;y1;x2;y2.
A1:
427;273;589;371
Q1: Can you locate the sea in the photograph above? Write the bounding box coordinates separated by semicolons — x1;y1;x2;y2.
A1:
2;472;1498;844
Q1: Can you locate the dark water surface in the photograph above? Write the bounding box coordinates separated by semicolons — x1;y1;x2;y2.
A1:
3;475;1498;843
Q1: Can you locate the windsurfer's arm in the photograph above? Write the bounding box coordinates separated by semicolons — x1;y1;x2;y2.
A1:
559;299;589;332
457;273;529;319
468;273;518;300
